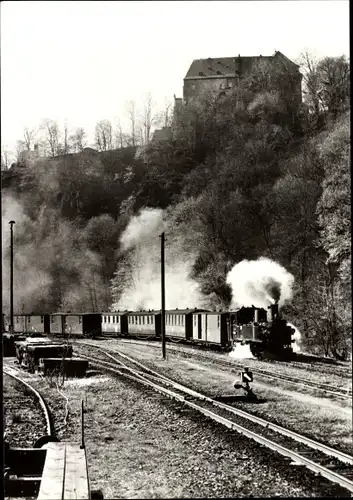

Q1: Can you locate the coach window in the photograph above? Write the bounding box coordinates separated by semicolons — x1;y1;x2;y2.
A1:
28;317;31;324
151;316;154;324
147;316;149;325
41;316;44;323
142;316;145;325
194;316;196;327
217;315;220;328
79;316;82;324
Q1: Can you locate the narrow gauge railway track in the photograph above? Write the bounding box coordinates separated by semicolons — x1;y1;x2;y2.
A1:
75;341;353;494
3;364;56;445
106;338;352;399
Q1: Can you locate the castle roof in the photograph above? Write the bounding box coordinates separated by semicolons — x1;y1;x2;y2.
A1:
184;51;299;80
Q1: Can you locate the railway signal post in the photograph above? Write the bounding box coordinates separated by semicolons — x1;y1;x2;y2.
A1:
160;232;166;359
9;221;15;335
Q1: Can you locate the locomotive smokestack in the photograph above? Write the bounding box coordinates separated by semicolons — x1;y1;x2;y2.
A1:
270;303;279;322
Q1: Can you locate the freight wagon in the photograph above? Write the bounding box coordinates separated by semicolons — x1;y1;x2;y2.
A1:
49;313;102;337
13;314;50;335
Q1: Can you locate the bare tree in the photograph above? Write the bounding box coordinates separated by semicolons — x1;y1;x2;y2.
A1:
69;127;87;153
95;120;113;151
62;121;70;154
114;120;124;148
40;119;61;157
316;55;350;117
15;140;26;162
126;100;139;146
1;147;11;170
298;51;322;117
114;119;132;149
161;99;173;127
140;93;157;144
23;127;36;150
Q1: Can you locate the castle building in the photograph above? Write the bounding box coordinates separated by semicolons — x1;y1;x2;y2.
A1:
178;50;302;109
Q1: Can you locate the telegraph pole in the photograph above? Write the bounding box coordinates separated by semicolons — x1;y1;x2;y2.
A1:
9;221;15;334
160;232;166;359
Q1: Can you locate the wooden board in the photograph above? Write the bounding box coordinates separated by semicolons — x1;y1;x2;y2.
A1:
37;442;90;500
64;444;90;500
37;443;66;500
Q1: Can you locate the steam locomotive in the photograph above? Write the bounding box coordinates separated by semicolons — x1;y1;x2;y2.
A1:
5;304;295;360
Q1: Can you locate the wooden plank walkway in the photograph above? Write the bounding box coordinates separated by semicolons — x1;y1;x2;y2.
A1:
38;442;90;500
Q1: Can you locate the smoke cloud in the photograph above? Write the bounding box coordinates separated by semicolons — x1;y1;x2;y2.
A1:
226;257;294;309
120;207;166;251
2;191;113;314
113;207;205;310
2;193;52;312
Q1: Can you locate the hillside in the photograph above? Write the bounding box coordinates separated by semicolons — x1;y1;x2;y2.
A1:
1;66;350;360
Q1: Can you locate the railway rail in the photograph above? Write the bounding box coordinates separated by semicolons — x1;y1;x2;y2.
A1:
95;338;352;399
75;341;353;494
3;365;56;443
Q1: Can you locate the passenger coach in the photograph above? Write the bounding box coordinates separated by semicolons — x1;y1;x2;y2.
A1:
127;310;161;338
102;311;129;336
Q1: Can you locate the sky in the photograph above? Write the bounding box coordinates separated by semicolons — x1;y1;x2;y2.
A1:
1;0;349;156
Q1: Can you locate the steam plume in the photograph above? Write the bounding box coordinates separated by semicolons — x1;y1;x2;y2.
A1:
229;344;255;359
288;322;301;353
113;207;205;310
226;257;294;309
120;207;166;251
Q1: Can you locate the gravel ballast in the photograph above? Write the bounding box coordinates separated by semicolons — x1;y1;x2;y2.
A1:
4;353;351;498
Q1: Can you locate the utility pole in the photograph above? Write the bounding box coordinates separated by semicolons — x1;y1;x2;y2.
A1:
160;232;166;359
9;221;15;334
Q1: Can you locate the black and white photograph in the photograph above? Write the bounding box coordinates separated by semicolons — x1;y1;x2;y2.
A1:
1;1;351;498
